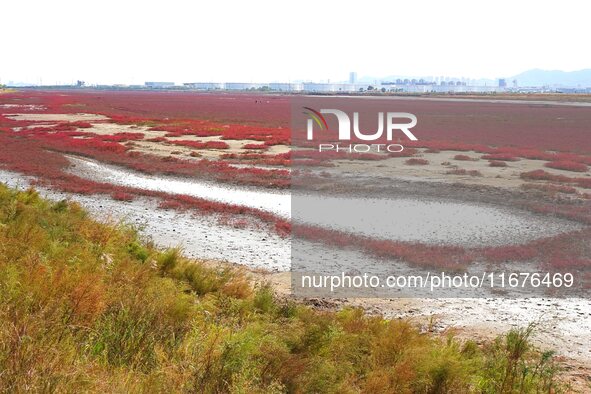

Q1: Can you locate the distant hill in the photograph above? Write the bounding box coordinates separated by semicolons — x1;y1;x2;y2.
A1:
510;69;591;87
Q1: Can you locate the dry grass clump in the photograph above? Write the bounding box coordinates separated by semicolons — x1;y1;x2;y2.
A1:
0;185;566;393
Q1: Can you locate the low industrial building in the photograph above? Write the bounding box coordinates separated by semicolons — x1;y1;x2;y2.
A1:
183;82;225;90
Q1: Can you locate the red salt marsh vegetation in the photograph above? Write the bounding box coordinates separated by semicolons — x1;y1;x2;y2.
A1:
1;90;590;274
5;89;591;149
520;170;591;189
3;90;591;174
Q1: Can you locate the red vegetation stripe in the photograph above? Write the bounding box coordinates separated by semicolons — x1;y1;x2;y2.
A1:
293;224;591;271
544;160;589;173
481;154;520;162
520;170;591;189
522;183;577;194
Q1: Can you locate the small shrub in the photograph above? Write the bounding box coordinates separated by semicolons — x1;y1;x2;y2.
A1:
157;248;181;273
405;158;429;165
70;121;93;128
453;154;476;161
127;241;150;262
479;325;563;393
146;136;168;143
489;160;508;167
253;284;277;313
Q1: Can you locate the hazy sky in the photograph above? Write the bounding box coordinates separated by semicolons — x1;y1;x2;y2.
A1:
1;0;590;85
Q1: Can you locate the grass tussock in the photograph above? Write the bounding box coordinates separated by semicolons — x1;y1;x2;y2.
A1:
0;184;566;393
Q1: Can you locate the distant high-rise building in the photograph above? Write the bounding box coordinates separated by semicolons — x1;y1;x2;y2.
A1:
349;72;357;84
145;82;175;88
498;78;507;88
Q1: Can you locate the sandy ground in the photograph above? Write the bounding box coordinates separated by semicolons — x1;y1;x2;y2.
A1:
129;135;289;161
331;148;591;197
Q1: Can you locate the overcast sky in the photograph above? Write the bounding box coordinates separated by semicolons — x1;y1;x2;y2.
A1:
1;0;589;85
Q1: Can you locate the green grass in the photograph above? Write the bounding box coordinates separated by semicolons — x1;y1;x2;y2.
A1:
0;183;566;393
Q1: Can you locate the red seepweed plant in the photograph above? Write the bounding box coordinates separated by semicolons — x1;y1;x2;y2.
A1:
520;170;591;189
1;90;590;273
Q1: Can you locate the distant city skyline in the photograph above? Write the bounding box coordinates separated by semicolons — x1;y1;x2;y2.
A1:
1;0;589;86
5;68;591;89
